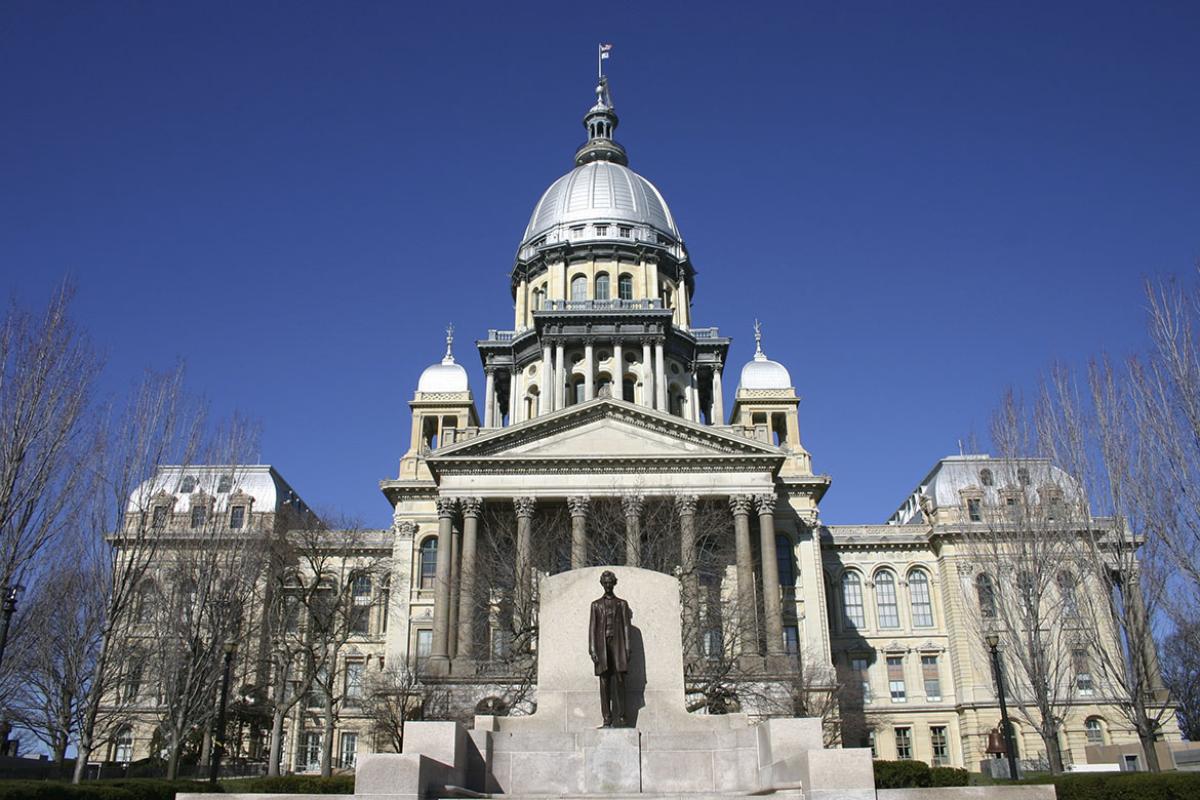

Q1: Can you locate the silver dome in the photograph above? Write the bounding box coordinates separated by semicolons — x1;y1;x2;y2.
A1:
521;161;680;247
737;323;793;391
417;331;470;393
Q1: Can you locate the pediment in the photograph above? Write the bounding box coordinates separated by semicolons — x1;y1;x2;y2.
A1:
430;399;781;463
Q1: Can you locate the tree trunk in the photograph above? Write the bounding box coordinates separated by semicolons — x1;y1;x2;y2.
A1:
166;739;182;781
321;693;335;776
72;630;113;784
1138;720;1163;772
268;707;286;777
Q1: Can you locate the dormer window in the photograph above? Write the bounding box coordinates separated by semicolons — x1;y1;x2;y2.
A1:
179;476;197;494
979;468;994;487
217;475;233;493
1017;467;1031;486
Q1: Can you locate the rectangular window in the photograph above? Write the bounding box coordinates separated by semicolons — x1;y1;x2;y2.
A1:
344;661;364;707
300;732;321;771
894;726;912;760
190;505;206;529
618;225;632;238
229;505;245;530
867;730;876;758
922;655;942;701
1074;649;1094;695
930;726;949;766
152;506;168;529
594;224;608;236
306;665;328;710
887;656;907;703
416;629;433;661
782;625;799;655
339;732;358;769
967;498;982;522
703;628;722;659
851;656;872;703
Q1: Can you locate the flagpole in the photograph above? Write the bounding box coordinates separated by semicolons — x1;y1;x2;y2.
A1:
597;43;602;80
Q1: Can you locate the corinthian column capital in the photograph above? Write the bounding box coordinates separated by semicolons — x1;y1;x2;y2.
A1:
513;496;537;519
729;494;753;516
754;493;778;515
435;497;458;518
622;494;644;518
674;494;698;516
394;520;417;537
567;495;591;518
460;497;483;518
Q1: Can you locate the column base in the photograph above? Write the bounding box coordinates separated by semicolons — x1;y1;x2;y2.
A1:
426;655;451;676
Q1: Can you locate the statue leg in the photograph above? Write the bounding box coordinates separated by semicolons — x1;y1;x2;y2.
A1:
599;671;613;726
612;670;627;726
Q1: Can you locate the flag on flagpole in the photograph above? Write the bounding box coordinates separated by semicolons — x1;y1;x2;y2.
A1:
599;43;613;60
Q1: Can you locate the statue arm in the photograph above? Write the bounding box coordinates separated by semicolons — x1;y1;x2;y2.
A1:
588;602;598;660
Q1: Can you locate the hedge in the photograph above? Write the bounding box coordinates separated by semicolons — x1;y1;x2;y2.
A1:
0;780;220;800
930;766;970;787
873;759;932;788
218;775;355;794
1023;771;1200;800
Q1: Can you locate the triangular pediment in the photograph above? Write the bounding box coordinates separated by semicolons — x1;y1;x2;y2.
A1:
430;398;782;462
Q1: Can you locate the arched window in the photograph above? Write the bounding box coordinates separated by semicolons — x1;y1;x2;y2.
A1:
979;468;994;487
1017;570;1036;607
531;288;543;311
570;275;588;302
824;573;839;633
976;573;996;619
179;476;197;493
776;534;795;590
875;570;899;628
908;569;934;627
1058;571;1079;617
618;274;634;301
113;726;133;762
594;273;610;301
1085;717;1106;745
622;377;636;403
419;538;438;589
571;377;585;405
842;572;865;629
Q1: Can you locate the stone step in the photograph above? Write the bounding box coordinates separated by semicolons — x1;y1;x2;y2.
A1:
437;792;806;800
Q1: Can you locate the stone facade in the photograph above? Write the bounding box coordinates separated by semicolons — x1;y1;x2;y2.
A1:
112;76;1178;779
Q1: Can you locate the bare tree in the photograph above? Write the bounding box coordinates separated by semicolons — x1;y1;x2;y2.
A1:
5;551;106;769
360;664;440;753
956;392;1093;773
0;283;98;672
1160;621;1200;741
72;366;206;783
1038;362;1175;771
261;517;390;776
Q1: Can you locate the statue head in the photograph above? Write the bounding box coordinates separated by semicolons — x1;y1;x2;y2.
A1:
600;570;617;592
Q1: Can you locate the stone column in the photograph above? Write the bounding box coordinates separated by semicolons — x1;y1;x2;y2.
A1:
430;497;457;665
622;494;644;567
456;497;482;659
712;367;725;425
448;519;461;659
555;341;566;409
483;368;496;428
567;495;590;569
729;495;757;653
508;367;519;424
676;494;701;660
755;493;785;656
655;339;667;411
513;496;536;632
688;368;699;422
541;342;553;414
584;339;595;401
612;341;623;398
641;340;654;408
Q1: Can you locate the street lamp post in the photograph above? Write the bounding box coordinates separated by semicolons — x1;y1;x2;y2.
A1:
0;585;22;674
985;631;1020;780
210;640;238;786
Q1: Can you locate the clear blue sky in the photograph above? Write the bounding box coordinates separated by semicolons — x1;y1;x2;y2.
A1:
2;1;1197;526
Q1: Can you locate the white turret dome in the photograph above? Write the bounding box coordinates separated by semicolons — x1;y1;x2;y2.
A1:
417;330;470;393
737;322;792;391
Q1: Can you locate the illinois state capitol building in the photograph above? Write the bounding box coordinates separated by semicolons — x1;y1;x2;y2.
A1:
110;76;1177;775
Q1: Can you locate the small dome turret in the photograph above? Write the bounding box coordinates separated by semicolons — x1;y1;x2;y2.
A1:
738;321;792;391
417;326;470;393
